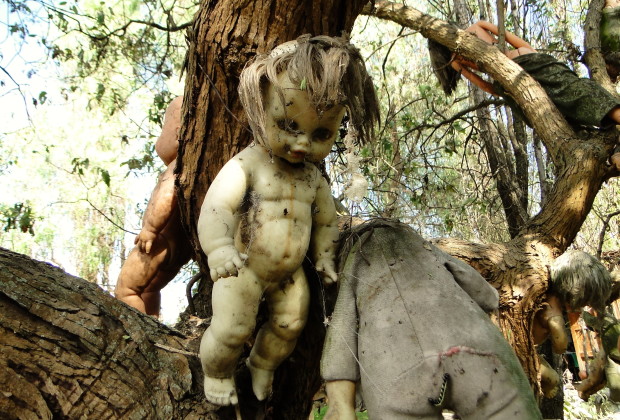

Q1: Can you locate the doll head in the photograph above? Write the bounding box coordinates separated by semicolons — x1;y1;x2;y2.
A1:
549;250;612;312
261;71;346;163
238;35;379;157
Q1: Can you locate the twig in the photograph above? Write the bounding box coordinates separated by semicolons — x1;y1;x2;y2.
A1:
596;209;620;259
154;342;198;357
186;272;203;314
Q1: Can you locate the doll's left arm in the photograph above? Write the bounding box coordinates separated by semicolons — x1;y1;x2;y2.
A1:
311;176;339;285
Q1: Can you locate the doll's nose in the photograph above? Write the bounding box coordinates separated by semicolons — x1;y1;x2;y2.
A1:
295;134;311;148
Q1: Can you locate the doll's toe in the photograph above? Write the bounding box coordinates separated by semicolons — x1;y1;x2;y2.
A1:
203;375;238;406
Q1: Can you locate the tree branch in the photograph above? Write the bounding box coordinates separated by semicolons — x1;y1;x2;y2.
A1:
584;0;618;96
362;0;576;165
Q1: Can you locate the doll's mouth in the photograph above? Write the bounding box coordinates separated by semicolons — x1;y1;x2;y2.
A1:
288;150;306;160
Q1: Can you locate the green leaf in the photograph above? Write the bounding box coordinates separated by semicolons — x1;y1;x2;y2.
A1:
100;169;110;187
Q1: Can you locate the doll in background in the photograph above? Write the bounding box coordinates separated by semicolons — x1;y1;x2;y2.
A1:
196;35;379;406
429;21;620;130
429;20;620;170
321;220;541;420
532;250;612;398
115;96;192;317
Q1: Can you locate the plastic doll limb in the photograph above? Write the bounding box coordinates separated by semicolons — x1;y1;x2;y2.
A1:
532;294;567;350
539;355;560;398
547;314;569;354
199;268;263;405
470;21;536;51
135;161;178;255
314;257;338;285
197;157;248;277
247;266;310;400
202;376;238;406
115;215;191;316
450;60;498;95
311;177;339;285
324;380;357;420
206;245;248;282
575;351;608;400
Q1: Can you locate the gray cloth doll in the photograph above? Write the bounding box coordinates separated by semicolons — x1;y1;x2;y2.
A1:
320;220;541;420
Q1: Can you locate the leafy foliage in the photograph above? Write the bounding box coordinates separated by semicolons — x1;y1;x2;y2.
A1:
0;202;36;234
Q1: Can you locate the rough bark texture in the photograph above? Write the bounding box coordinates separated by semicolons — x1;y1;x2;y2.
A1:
584;0;618;95
0;247;338;419
0;247;218;419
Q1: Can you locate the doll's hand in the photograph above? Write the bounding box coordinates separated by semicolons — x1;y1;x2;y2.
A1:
207;245;248;281
134;228;158;254
316;258;337;285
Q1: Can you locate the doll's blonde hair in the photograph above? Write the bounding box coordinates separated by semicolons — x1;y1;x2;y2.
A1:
238;34;379;147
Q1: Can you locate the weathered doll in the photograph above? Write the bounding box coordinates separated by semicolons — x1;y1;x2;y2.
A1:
576;310;620;401
115;96;192;317
196;36;379;406
428;21;620;130
532;250;612;398
321;220;541;420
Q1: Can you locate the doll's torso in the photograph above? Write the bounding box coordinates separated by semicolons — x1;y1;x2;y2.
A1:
234;144;322;279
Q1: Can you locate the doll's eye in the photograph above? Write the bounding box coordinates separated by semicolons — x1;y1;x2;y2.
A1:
313;128;332;141
276;119;299;133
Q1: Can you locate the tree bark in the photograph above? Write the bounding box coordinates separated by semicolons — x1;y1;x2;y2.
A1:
173;0;366;416
0;247;338;419
0;247;218;419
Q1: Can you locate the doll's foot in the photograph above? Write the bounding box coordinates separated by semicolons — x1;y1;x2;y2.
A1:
246;359;274;401
203;375;238;406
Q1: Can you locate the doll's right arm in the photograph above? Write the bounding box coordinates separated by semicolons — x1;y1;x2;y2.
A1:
450;60;498;95
197;158;248;281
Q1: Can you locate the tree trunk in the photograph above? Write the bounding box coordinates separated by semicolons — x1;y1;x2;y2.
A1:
365;0;620;399
0;247;339;419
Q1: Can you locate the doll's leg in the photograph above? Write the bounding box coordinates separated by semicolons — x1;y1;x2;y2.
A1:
140;224;191;315
115;217;190;317
247;267;310;400
446;351;540;420
199;268;263;405
115;234;172;316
